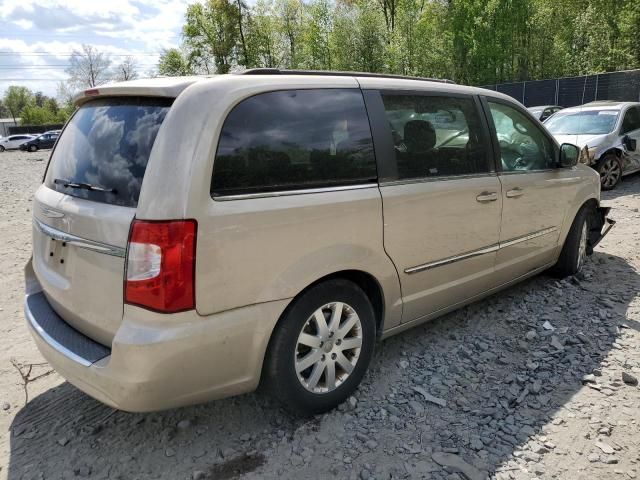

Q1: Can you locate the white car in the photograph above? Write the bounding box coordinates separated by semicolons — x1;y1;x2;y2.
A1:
0;134;35;152
545;101;640;190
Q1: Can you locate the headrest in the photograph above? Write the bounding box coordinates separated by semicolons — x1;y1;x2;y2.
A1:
404;120;436;153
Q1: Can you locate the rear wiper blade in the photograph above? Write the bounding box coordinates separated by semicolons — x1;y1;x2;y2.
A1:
54;178;117;194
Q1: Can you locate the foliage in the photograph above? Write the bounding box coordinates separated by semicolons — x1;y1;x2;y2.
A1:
3;86;34;123
1;86;71;126
158;0;640;84
158;48;194;76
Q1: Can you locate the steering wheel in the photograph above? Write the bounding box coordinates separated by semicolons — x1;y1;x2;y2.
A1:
512;156;533;170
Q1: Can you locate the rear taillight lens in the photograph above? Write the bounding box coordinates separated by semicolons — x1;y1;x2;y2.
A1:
125;219;197;313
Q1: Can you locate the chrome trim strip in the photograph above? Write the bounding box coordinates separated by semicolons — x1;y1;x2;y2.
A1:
404;226;559;274
379;173;497;187
213;183;378;201
498;169;556;175
24;295;92;367
33;219;126;258
499;227;558;248
405;243;499;274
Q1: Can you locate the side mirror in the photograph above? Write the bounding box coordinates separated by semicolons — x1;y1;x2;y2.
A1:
623;135;637;152
559;143;579;168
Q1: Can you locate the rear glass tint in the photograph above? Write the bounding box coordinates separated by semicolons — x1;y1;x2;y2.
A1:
211;89;377;197
45;97;172;207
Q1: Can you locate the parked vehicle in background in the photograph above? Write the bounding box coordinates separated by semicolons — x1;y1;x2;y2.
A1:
24;71;612;415
545;101;640;190
20;132;60;152
528;105;564;122
0;134;34;152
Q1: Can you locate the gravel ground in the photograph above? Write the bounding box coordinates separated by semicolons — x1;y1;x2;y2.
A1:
0;148;639;480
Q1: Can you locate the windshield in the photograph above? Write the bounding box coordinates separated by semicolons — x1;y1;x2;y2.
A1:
45;96;172;207
545;110;619;135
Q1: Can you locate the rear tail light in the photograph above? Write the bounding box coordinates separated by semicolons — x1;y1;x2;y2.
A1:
125;219;197;313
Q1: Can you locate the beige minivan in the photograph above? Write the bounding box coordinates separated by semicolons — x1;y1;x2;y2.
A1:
25;70;613;414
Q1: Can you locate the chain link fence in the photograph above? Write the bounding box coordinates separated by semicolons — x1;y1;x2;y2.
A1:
482;69;640;107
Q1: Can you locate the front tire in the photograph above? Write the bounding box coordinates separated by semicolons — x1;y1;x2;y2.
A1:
264;279;376;415
597;154;622;190
0;145;5;152
550;206;590;278
28;144;38;152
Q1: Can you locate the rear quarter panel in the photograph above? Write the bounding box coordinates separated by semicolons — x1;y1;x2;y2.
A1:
136;76;403;330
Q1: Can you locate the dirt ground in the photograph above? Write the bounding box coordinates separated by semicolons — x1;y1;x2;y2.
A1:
0;149;638;480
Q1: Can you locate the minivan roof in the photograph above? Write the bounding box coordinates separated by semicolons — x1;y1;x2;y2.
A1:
73;72;516;107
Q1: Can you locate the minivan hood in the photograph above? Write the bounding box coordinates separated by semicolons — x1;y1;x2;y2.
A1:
552;133;608;149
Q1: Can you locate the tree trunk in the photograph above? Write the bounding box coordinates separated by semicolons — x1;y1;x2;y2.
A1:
236;0;249;66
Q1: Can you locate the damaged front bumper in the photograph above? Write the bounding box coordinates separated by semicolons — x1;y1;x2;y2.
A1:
588;206;615;252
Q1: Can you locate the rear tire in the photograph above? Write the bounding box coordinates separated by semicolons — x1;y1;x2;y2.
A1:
264;279;376;415
0;145;5;152
597;154;622;190
550;206;590;278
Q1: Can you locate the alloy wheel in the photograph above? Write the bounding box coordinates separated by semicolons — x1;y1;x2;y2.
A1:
600;158;621;189
294;302;363;394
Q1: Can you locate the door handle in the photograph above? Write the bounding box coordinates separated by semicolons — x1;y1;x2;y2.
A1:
476;191;498;203
506;188;524;198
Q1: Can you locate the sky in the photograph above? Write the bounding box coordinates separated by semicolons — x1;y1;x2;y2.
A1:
0;0;192;99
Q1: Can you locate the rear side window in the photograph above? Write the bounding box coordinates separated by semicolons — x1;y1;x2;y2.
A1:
211;89;376;197
45;97;172;207
380;93;489;179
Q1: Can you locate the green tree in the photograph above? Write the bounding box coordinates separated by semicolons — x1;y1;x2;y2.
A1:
276;0;305;68
158;48;194;76
247;0;282;68
0;100;10;118
183;0;240;74
161;0;640;85
17;91;70;126
302;0;332;69
3;86;34;123
354;0;386;72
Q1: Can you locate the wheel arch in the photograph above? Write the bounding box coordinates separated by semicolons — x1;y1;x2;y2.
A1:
258;269;387;387
598;147;623;162
557;197;599;256
281;269;385;339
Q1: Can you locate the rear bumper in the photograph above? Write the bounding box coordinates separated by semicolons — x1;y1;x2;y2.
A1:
588;206;615;252
25;269;288;412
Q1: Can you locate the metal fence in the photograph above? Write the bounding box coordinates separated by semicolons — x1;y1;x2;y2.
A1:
482;69;640;108
8;124;64;135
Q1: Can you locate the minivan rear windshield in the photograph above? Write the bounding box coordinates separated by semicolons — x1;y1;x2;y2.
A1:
45;97;173;207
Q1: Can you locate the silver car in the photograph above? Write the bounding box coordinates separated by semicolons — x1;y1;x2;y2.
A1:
0;134;35;152
24;71;613;414
545;101;640;190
